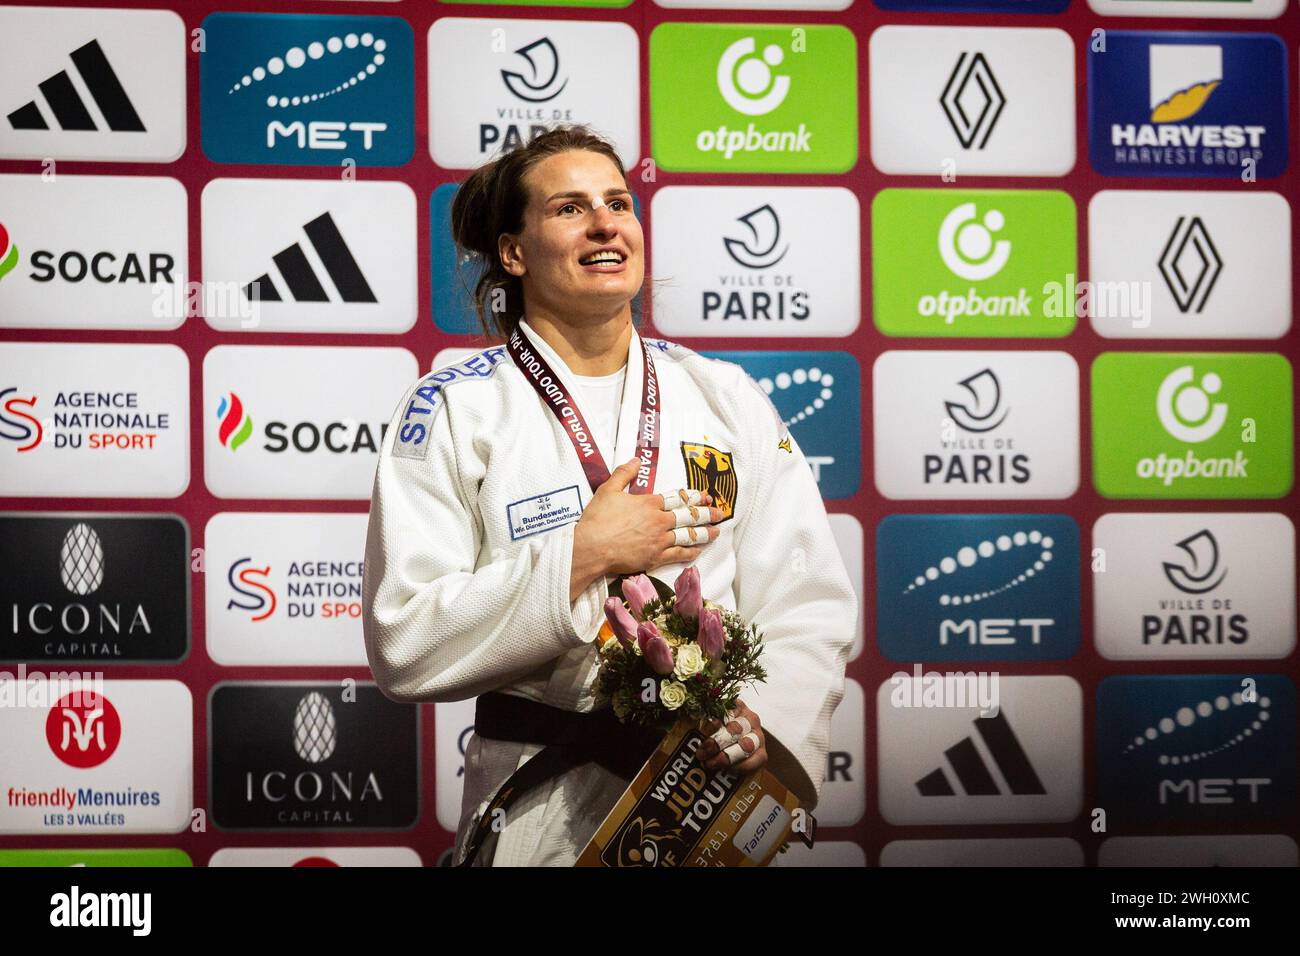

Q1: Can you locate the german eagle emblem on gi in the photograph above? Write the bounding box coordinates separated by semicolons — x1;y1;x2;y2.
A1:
680;442;737;521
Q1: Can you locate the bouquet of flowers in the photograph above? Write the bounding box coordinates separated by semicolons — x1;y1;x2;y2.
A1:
595;566;766;730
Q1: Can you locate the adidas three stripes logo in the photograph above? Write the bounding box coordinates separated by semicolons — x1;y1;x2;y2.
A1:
8;39;145;132
246;212;377;304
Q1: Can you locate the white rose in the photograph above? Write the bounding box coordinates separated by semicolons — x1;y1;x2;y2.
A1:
674;643;705;680
659;680;688;711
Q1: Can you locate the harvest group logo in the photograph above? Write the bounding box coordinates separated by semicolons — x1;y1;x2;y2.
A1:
1089;33;1287;178
1092;513;1296;661
876;514;1080;661
650;24;856;173
1097;676;1297;822
873;189;1076;337
1091;353;1293;498
200;13;413;166
428;19;638;170
0;7;185;162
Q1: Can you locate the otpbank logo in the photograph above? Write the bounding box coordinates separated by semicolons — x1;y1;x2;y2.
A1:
873;190;1076;337
704;350;860;499
649;24;857;173
1089;33;1288;179
1091;353;1293;499
200;13;414;167
876;514;1080;662
1097;675;1296;822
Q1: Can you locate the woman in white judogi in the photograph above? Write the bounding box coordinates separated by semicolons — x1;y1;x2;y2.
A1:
362;125;856;866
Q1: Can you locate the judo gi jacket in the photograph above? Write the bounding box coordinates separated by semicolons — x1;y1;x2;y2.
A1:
362;318;856;865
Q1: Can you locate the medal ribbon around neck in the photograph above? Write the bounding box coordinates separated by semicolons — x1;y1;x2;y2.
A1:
507;326;661;495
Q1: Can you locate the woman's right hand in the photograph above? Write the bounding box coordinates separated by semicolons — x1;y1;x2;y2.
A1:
570;458;725;600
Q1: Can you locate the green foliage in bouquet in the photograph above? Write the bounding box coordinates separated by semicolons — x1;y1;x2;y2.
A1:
595;570;767;731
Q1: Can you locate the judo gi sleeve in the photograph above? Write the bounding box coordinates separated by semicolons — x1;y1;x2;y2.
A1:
728;372;857;809
362;393;608;703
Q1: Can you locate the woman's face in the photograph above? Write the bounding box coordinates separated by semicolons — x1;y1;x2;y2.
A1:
500;149;644;319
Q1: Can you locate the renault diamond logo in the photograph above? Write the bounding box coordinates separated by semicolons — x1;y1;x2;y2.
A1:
940;52;1005;150
8;38;144;132
1158;216;1222;314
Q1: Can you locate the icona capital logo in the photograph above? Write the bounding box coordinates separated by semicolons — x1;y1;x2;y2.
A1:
1092;352;1293;498
649;23;857;174
873;189;1076;338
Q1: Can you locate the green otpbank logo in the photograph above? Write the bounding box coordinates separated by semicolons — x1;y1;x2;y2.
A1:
0;848;192;866
650;24;857;173
873;189;1077;338
1092;353;1294;499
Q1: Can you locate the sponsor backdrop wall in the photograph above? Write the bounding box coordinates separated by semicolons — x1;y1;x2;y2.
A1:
0;0;1297;868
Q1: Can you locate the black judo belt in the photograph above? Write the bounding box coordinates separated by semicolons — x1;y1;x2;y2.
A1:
456;692;664;867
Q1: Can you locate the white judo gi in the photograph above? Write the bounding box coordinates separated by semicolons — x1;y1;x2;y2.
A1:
361;318;856;866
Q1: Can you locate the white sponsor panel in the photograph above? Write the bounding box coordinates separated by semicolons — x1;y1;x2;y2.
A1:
0;342;189;498
819;677;864;827
771;840;866;867
873;351;1079;499
435;698;477;833
209;846;423;866
877;675;1082;824
651;186;860;337
1093;513;1296;660
828;513;864;662
1086;0;1285;17
201;179;417;334
429;18;639;169
0;175;187;330
881;838;1084;866
202;345;417;500
1099;834;1299;867
870;26;1075;176
1089;191;1291;339
0;6;185;162
205;512;369;666
0;679;192;833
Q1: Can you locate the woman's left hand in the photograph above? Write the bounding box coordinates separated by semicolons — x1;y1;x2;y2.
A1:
698;699;767;774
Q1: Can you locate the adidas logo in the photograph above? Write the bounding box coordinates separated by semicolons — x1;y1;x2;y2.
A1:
915;710;1046;797
7;39;144;132
245;212;376;304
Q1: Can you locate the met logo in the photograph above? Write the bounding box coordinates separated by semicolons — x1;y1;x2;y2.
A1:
200;13;413;167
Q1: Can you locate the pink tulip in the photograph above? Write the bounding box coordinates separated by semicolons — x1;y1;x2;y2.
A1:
673;565;702;626
636;620;660;654
622;574;658;620
603;597;639;647
699;608;726;661
638;627;675;677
